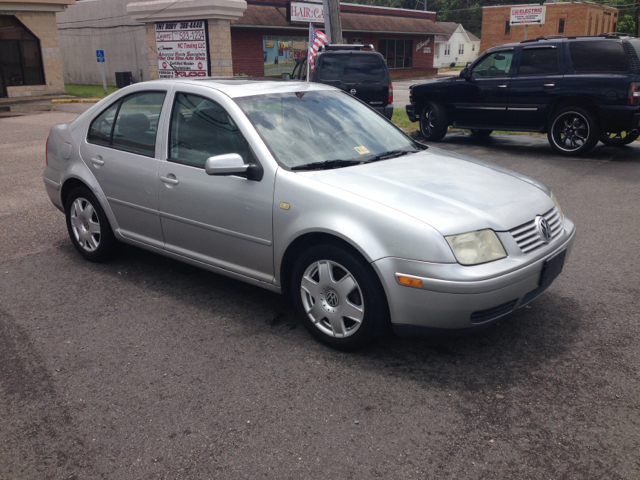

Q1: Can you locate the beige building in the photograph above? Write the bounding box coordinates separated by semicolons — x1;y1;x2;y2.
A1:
480;2;620;53
0;0;75;97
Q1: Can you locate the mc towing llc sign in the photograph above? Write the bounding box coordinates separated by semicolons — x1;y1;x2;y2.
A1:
510;6;546;25
155;21;209;79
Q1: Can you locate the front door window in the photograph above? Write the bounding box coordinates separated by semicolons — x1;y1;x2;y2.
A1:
471;51;514;78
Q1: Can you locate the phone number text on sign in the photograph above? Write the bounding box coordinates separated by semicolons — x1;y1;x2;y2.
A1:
155;21;208;79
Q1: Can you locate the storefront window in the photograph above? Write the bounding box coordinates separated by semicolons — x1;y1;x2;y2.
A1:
263;36;308;77
0;15;45;97
378;39;413;69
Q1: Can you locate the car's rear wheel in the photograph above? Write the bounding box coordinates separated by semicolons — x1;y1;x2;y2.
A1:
547;107;599;155
65;187;116;262
600;130;639;146
470;129;493;137
420;102;448;141
291;244;389;350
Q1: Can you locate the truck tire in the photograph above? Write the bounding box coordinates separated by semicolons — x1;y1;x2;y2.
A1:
420;102;448;141
600;130;639;146
547;106;599;156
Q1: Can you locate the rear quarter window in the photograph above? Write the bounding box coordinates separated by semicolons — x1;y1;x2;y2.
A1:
318;55;387;83
569;41;629;73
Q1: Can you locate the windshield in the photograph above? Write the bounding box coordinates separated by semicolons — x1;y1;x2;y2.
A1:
234;90;417;169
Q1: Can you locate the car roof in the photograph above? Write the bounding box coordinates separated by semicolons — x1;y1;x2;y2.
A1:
490;35;627;51
139;77;336;98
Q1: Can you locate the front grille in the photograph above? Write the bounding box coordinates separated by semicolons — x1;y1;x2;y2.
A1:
509;207;563;254
470;299;518;324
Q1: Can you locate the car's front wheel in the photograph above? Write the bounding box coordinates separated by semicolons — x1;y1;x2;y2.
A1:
547;107;599;155
600;130;639;146
291;244;389;350
420;102;448;141
65;187;116;262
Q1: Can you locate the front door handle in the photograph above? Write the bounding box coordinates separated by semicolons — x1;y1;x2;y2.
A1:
160;175;179;186
543;83;555;88
91;156;104;166
497;84;508;88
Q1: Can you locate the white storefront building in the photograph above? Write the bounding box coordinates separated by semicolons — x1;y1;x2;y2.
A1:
433;22;480;68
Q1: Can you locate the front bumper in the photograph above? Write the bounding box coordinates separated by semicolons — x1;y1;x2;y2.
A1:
406;103;418;122
372;217;576;335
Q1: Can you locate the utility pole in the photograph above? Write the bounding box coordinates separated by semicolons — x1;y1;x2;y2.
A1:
635;0;639;37
326;0;342;44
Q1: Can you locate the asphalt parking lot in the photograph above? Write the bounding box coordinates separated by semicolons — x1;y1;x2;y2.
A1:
1;107;639;479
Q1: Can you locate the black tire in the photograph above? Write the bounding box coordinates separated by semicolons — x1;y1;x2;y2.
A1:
600;131;639;147
470;129;493;137
420;101;449;141
65;187;116;262
547;106;600;156
291;244;390;350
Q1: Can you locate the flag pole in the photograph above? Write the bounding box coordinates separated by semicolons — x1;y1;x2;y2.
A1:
306;23;311;82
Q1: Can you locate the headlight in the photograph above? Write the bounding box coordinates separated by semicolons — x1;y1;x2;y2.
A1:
445;229;506;266
551;191;563;219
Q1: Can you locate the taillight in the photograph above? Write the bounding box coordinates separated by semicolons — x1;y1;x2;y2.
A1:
388;84;393;104
630;82;640;106
46;136;49;166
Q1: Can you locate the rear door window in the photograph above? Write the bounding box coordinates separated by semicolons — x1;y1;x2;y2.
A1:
318;55;387;83
88;101;120;147
518;47;560;76
112;92;166;157
569;41;629;73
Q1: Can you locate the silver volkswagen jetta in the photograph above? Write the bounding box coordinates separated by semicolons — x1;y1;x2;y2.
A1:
44;79;576;349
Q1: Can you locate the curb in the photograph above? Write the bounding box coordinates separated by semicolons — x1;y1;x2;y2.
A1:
52;98;102;104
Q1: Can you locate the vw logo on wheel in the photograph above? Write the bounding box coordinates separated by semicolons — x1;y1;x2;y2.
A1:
326;291;340;307
350;89;357;95
535;216;552;242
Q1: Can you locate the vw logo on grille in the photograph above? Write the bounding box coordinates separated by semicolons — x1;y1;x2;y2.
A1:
326;291;340;307
535;216;552;242
350;89;357;95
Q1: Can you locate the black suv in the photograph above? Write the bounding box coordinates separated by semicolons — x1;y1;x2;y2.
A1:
285;45;394;119
406;35;640;155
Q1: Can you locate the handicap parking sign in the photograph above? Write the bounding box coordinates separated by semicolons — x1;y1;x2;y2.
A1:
96;50;105;62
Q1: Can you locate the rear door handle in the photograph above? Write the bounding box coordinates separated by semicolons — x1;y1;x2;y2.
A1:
160;175;179;186
91;156;104;166
497;84;508;88
543;83;555;88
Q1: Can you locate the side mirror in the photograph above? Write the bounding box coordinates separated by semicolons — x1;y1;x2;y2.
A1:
466;61;472;68
461;67;471;80
205;154;249;176
281;73;291;80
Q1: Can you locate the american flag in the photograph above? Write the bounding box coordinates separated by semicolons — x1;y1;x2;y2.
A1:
308;24;329;72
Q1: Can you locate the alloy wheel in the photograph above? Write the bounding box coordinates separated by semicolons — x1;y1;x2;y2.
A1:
300;260;364;338
70;197;101;252
551;112;590;152
421;107;435;137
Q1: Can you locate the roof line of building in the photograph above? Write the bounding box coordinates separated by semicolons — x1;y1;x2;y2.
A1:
482;1;618;8
340;2;436;15
232;24;442;34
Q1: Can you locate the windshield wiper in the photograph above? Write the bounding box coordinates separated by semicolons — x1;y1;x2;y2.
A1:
366;149;419;162
291;159;364;171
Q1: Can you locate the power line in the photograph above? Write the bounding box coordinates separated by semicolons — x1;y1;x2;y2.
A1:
58;14;133;25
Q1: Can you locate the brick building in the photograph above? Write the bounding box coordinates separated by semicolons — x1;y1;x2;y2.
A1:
0;0;74;97
480;2;620;53
230;1;447;79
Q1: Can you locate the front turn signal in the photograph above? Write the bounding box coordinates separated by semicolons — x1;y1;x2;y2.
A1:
397;275;423;288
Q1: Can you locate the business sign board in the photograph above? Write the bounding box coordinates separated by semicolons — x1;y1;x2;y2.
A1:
287;1;325;23
510;6;546;25
155;20;208;79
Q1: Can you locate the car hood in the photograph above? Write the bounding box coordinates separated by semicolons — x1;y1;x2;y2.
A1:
298;148;555;236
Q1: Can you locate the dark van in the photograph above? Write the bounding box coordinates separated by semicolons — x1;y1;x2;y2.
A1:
285;45;394;119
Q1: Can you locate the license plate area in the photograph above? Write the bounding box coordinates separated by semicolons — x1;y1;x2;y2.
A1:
539;249;566;288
